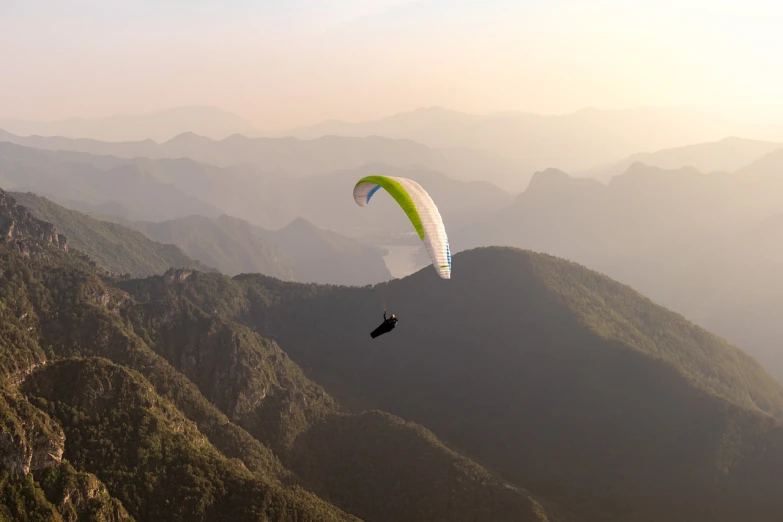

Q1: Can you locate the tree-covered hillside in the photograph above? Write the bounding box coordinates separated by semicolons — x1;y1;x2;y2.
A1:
10;191;210;277
0;188;566;521
123;247;783;522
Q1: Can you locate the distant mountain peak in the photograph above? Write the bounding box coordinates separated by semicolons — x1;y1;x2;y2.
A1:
165;130;209;142
221;133;252;143
525;168;603;195
280;216;320;234
0;106;258;143
621;161;702;178
529;167;572;182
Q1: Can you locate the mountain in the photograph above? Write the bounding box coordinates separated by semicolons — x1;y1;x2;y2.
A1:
6;183;783;520
0;142;223;222
10;189;392;285
286;106;480;140
0;142;511;236
122;247;783;522
0;129;528;192
130;160;513;237
269;164;513;239
9;191;211;277
456;164;739;257
285;106;749;173
0;188;564;521
0;460;133;521
0;106;258;143
448;162;783;382
114;214;392;285
259;217;392;285
583;136;783;181
144;248;783;522
117;215;292;280
734;148;783;217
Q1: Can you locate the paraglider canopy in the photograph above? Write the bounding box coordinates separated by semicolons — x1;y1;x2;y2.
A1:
353;175;451;279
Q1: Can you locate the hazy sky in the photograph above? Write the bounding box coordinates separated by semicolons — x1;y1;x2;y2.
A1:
2;0;782;131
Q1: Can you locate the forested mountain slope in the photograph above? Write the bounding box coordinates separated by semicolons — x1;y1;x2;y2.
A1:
10;191;210;277
126;247;783;522
0;188;564;521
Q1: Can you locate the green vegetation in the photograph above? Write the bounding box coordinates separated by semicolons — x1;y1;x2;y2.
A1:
10;191;209;278
0;188;572;521
11;190;391;285
287;410;571;522
143;246;783;522
0;461;133;522
24;358;351;522
527;251;783;417
6;184;783;521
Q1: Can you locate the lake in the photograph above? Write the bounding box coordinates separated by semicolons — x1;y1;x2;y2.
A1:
382;245;425;279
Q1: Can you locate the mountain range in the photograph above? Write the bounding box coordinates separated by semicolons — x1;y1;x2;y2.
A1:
9;105;783;193
5;124;783;387
0;141;512;236
5;127;783;386
0;142;223;222
0;187;575;521
113;214;392;286
284;106;779;175
121;247;783;522
0;106;259;143
11;191;392;286
0;128;527;192
581;136;783;181
451;157;783;381
9;191;211;278
4;185;783;520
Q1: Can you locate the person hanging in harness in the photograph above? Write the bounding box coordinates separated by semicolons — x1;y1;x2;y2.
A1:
370;310;398;339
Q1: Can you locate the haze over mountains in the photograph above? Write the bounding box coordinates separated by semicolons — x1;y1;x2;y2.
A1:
1;190;576;521
0;127;525;192
225;247;783;522
12;191;391;286
3;104;783;385
5;185;783;521
9;191;211;278
285;105;783;175
11;104;783;193
0;142;223;222
115;214;392;286
449;154;783;380
0;106;259;143
582;136;783;181
0;141;511;236
8;0;783;517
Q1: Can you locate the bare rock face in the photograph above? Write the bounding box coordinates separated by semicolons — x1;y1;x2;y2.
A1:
0;189;69;251
0;389;64;475
35;462;135;522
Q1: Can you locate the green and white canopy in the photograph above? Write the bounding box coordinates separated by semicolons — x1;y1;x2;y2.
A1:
353;175;451;279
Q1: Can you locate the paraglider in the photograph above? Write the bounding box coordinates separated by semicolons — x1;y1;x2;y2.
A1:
370;311;398;339
353;174;450;339
353;174;451;279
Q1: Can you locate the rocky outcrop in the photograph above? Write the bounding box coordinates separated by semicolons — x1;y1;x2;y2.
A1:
0;388;64;475
0;189;70;257
0;194;66;247
35;462;135;522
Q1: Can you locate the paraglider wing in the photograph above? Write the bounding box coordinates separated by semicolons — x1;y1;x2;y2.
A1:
353;175;451;279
